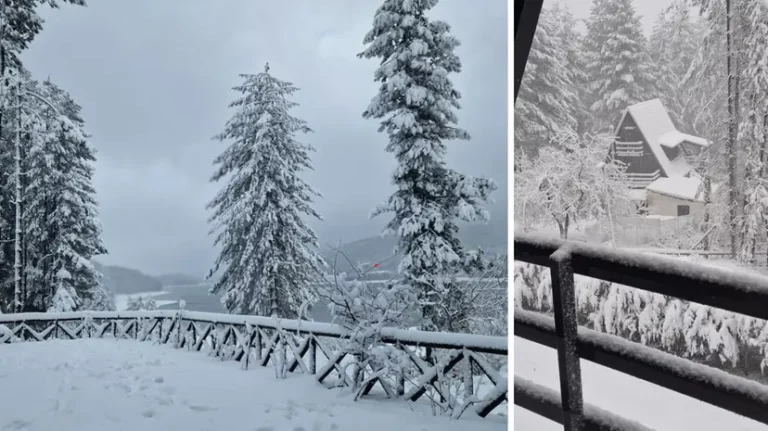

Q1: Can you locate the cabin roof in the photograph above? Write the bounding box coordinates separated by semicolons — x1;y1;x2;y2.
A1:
646;176;703;202
614;99;708;178
659;131;709;149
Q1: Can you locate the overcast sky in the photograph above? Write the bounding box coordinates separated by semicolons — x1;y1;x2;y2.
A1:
21;0;508;276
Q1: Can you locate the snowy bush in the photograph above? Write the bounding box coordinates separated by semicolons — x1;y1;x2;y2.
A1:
313;245;417;396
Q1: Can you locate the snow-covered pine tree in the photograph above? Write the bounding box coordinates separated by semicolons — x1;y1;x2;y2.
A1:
514;5;581;155
207;64;324;318
0;0;87;312
551;3;590;136
2;73;107;312
582;0;657;132
648;0;708;131
359;0;496;332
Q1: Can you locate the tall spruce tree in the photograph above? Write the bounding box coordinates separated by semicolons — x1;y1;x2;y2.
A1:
583;0;656;132
735;0;768;263
207;64;324;318
515;5;581;154
6;75;108;312
359;0;496;332
0;0;88;312
648;0;707;131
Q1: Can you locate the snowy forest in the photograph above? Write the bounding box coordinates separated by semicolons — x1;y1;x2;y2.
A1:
0;0;508;348
515;0;768;379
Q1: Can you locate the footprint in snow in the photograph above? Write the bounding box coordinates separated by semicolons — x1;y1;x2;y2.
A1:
187;404;217;412
2;419;32;430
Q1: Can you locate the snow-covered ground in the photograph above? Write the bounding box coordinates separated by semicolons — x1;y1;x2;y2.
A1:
514;337;765;430
114;291;177;311
0;339;506;431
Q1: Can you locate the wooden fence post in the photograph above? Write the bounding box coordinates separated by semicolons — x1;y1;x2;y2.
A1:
308;335;316;375
550;246;584;431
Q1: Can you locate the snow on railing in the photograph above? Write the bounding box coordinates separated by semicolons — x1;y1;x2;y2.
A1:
0;309;507;420
514;232;768;430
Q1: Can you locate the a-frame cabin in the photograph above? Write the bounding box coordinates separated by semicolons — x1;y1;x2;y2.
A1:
609;99;709;189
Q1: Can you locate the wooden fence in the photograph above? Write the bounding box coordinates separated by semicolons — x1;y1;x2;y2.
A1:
514;233;768;430
0;309;507;420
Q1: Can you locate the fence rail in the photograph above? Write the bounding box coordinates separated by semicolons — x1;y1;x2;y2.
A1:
514;233;768;430
0;309;508;420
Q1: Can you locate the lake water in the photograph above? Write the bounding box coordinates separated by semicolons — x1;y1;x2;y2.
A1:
153;284;334;323
148;279;506;325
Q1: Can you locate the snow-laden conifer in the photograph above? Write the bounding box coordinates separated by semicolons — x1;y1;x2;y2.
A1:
21;77;107;312
359;0;496;332
207;64;324;318
515;5;581;154
582;0;657;131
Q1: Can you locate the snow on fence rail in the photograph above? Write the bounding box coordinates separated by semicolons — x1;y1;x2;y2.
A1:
514;232;768;430
0;309;507;419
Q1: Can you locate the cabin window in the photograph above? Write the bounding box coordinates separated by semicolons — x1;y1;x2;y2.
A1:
677;205;690;216
663;145;680;161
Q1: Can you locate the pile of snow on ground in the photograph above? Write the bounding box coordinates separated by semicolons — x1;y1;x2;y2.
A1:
0;339;506;431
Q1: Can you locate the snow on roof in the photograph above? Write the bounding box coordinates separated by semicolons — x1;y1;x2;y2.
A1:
659;131;709;148
616;99;706;178
667;154;694;177
646;176;703;202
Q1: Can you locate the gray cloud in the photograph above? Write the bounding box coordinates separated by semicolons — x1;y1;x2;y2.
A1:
22;0;508;275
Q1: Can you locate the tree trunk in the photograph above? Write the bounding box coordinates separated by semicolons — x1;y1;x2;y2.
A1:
726;0;739;258
13;85;20;312
702;173;712;252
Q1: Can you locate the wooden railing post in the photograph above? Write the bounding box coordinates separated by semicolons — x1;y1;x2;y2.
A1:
308;335;316;375
550;246;584;431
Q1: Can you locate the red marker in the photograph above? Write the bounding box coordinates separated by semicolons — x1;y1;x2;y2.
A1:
373;263;379;268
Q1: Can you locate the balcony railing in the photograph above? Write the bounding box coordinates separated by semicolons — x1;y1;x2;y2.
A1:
625;170;660;189
514;233;768;430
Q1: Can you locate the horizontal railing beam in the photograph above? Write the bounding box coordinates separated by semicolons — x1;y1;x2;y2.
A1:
514;309;768;426
514;376;654;431
0;310;507;354
514;233;768;322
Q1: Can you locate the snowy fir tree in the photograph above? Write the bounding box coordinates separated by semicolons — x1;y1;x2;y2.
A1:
0;72;108;313
648;0;708;131
582;0;657;132
551;3;591;136
736;0;768;264
359;0;496;332
514;5;581;155
207;64;325;318
0;1;90;313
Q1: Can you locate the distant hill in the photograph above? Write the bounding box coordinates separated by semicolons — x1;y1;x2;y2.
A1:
322;212;508;274
93;262;163;294
155;273;203;287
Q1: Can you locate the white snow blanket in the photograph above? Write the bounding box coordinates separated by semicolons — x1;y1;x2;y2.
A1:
0;339;506;431
514;337;766;430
